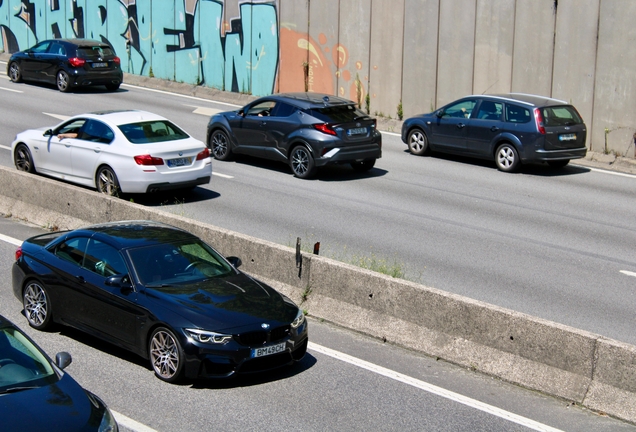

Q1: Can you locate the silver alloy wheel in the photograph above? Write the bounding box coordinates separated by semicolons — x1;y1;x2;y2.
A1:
211;130;229;160
24;282;50;329
9;62;22;82
495;144;518;172
15;144;34;173
408;129;428;155
96;166;120;196
150;329;180;380
57;70;70;92
290;146;315;178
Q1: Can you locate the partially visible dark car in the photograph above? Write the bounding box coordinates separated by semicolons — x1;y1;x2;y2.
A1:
7;38;123;92
401;93;587;172
12;221;308;383
206;92;382;178
0;314;118;432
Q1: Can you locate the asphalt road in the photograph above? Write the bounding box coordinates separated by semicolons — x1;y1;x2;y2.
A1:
0;67;634;349
0;217;634;431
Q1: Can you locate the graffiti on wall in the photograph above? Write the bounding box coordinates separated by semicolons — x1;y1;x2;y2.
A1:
0;0;280;96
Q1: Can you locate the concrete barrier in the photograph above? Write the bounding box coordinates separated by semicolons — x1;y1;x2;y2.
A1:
1;165;635;424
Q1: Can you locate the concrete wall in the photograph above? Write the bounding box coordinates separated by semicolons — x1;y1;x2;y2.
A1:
2;0;636;154
1;165;636;424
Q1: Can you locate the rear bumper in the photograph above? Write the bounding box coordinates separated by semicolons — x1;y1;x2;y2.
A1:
69;68;123;87
145;176;210;193
530;147;587;162
314;144;382;167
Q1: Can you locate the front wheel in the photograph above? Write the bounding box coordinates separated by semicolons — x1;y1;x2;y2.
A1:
56;70;71;92
14;143;36;173
8;62;22;83
407;128;430;156
547;160;569;168
495;143;520;172
209;130;232;161
96;166;121;196
149;327;184;383
351;158;376;172
289;145;316;179
23;282;52;330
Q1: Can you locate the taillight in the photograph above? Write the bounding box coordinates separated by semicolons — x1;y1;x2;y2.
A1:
134;154;164;165
196;148;210;160
15;247;22;261
68;57;86;68
533;108;546;135
113;56;121;65
313;123;337;136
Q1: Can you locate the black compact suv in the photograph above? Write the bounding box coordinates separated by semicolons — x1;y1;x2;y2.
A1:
401;93;587;172
207;93;382;178
7;38;123;92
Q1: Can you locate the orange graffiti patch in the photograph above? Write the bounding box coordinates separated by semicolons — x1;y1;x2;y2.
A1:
278;28;334;94
319;33;327;45
333;44;347;69
342;69;351;81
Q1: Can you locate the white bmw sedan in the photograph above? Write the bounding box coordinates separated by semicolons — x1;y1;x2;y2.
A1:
11;110;212;195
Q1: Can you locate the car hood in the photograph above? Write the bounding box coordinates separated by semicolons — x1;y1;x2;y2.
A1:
0;373;107;432
144;273;298;332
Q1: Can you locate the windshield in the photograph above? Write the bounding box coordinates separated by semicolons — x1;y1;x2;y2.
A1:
128;240;235;286
118;120;190;144
0;327;57;393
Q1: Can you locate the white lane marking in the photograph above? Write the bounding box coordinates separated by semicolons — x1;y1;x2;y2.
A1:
381;130;400;137
577;166;636;179
620;270;636;277
112;411;158;432
42;112;71;122
182;104;223;117
121;83;241;108
0;144;11;151
0;233;22;246
213;171;233;179
308;342;563;432
0;86;23;93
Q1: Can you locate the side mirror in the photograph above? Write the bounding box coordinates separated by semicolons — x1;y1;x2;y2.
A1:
227;256;242;268
55;352;72;370
105;275;133;291
237;109;245;117
435;110;444;118
43;129;53;137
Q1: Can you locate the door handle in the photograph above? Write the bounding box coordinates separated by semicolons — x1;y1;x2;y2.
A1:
490;126;500;132
76;275;86;283
260;122;267;126
457;123;466;129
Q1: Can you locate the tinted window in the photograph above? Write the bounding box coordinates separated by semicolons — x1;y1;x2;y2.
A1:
271;102;297;117
53;237;89;267
80;120;114;144
541;106;583;126
29;41;51;54
475;101;503;120
77;46;115;59
307;104;368;123
84;239;127;277
440;100;477;119
246;101;276;116
48;42;66;56
119;121;189;143
505;104;531;123
56;119;86;136
0;327;57;391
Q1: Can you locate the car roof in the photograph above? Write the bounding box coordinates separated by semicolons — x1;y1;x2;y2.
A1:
261;93;355;109
73;220;197;249
52;38;112;48
73;110;169;126
483;93;569;107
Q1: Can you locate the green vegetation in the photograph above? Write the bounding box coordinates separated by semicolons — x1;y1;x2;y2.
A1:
397;100;403;120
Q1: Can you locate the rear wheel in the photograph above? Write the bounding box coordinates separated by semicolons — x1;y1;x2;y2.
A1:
96;166;120;196
8;62;22;83
149;327;184;383
209;130;232;161
407;128;430;156
289;145;316;179
14;143;36;173
547;160;570;168
56;70;71;92
495;143;520;172
23;282;52;330
351;158;376;172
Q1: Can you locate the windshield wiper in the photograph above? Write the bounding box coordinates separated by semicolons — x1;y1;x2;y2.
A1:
0;385;39;394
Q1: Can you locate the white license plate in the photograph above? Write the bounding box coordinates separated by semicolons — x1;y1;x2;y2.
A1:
251;342;286;358
348;127;367;136
559;133;577;141
167;157;192;167
92;62;108;68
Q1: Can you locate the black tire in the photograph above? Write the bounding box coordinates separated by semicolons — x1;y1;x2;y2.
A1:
289;145;316;179
23;281;52;330
96;166;121;196
149;327;184;383
407;128;430;156
105;82;120;91
209;130;232;161
351;158;376;172
8;62;22;83
494;143;520;172
14;143;36;173
547;160;570;168
56;70;71;92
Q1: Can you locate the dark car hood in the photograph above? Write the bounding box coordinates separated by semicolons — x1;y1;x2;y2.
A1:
144;273;298;332
0;373;105;432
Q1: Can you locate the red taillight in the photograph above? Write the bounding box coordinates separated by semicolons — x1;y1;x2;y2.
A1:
15;247;22;261
68;57;86;68
134;154;164;165
313;123;337;136
113;56;121;65
196;148;210;160
533;108;546;135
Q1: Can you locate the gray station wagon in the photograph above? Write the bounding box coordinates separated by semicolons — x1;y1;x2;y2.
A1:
401;93;587;172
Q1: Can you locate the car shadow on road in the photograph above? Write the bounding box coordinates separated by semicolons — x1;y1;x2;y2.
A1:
9;80;128;94
125;187;220;207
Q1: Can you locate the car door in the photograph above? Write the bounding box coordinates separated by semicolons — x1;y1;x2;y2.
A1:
428;99;477;152
231;100;278;157
261;101;298;160
465;100;504;156
41;119;87;177
19;41;51;81
70;119;115;182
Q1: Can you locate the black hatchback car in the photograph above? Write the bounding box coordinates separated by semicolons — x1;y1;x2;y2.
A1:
12;220;308;383
207;92;382;178
7;38;123;92
401;93;587;172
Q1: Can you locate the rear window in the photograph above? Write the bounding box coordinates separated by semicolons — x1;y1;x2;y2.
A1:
540;106;583;126
119;121;190;144
306;105;369;123
77;46;116;59
505;104;531;123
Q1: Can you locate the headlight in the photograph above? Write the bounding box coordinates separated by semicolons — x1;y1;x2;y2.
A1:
185;328;232;344
291;309;305;329
99;407;118;432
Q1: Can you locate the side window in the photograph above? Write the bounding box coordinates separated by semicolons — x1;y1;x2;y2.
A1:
475;101;503;120
80;120;115;144
55;119;87;137
53;237;89;267
84;239;127;277
441;100;476;119
30;42;51;54
270;102;296;117
246;101;276;117
48;42;66;56
505;104;531;123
